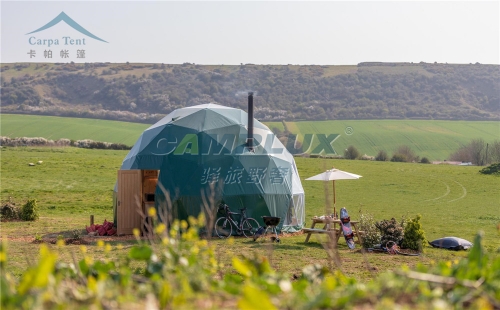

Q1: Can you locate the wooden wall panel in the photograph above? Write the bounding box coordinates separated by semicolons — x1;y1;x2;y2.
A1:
117;170;143;235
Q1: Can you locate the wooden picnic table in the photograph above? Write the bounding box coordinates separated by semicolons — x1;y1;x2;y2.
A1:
303;216;363;246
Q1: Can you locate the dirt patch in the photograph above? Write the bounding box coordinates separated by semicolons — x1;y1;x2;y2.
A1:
83;235;138;242
30;238;91;245
14;230;304;245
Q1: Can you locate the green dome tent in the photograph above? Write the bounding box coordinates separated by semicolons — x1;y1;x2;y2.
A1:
117;103;305;232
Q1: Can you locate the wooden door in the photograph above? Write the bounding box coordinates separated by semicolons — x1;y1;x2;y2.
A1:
117;170;143;235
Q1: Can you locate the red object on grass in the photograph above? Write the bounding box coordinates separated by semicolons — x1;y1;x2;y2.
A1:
85;220;115;236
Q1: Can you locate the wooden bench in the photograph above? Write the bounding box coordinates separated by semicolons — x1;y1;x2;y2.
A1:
302;228;336;235
303;217;363;246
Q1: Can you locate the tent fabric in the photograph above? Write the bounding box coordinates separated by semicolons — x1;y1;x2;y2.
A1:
117;103;305;232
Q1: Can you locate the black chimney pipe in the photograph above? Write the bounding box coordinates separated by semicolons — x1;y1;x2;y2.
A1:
247;92;254;151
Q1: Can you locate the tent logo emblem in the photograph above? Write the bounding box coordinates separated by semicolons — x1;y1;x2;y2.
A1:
26;11;108;43
25;11;108;59
152;133;340;156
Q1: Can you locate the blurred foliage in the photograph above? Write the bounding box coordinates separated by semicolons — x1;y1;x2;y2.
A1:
1;214;499;309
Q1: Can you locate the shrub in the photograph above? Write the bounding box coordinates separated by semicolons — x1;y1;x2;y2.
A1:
358;212;381;248
375;218;404;247
20;199;39;221
71;230;81;240
375;150;388;161
391;154;407;162
34;233;42;242
401;214;426;251
392;145;419;162
479;163;500;175
450;138;487;165
420;157;430;164
344;145;360;160
1;202;20;220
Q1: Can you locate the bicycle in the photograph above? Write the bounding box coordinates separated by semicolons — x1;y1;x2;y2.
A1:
214;203;260;239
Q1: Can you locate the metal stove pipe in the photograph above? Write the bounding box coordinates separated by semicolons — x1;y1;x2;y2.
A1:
247;92;254;151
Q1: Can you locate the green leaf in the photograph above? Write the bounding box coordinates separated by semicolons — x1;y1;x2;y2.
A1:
238;284;276;310
232;257;252;278
129;245;153;261
17;245;57;295
159;282;171;308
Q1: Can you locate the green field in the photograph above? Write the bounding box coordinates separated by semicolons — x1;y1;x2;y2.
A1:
1;146;499;281
282;120;500;161
1;114;149;146
2;114;499;161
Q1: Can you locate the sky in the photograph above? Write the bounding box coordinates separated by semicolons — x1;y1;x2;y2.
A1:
1;1;499;65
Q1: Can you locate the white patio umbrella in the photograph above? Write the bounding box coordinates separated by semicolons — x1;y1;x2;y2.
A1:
306;168;362;214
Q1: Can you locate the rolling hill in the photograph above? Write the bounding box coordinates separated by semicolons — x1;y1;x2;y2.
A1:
1;62;499;123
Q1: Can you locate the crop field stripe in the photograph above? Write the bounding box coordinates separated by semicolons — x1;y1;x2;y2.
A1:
290;120;498;160
1;115;499;161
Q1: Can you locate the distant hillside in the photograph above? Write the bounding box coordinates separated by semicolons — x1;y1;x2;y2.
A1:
1;62;498;123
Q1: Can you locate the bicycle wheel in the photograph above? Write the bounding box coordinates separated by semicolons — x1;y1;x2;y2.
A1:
241;218;260;238
215;217;233;239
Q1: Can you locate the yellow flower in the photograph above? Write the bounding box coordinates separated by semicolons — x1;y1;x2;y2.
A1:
445;261;452;268
105;243;112;253
155;223;166;234
84;256;94;265
56;239;65;247
228;237;235;245
133;228;140;237
197;213;205;225
117;243;124;250
97;240;104;247
188;216;197;226
180;220;188;230
80;245;87;254
148;207;157;217
162;237;169;245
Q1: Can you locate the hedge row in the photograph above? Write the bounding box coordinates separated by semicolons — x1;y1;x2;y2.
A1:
0;136;131;150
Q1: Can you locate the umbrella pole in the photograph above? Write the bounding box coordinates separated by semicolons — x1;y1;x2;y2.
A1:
332;180;336;218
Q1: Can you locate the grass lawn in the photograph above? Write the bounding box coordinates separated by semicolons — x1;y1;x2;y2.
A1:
1;147;498;281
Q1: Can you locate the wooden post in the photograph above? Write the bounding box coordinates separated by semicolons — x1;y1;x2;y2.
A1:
332;180;336;218
90;215;94;226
